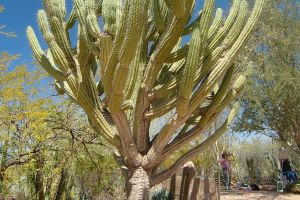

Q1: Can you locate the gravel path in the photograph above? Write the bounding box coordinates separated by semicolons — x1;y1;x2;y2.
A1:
221;190;300;200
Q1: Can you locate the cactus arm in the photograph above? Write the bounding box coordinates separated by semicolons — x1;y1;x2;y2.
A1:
220;63;253;106
102;0;118;36
205;64;236;112
37;10;71;74
182;11;202;36
222;1;249;47
165;0;186;18
191;65;236;127
143;0;195;88
98;34;113;76
75;7;102;110
189;0;264;113
86;6;101;38
165;44;189;63
145;96;177;119
43;0;66;22
208;0;240;50
147;0;263;161
177;0;215;117
26;26;67;81
207;8;223;40
165;7;220;64
124;27;147;103
74;0;96;52
75;88;121;147
49;16;75;67
108;0;149;112
102;1;129;102
66;6;77;30
153;45;226;101
111;112;142;167
159;63;252;161
134;0;195;152
81;54;102;110
153;0;166;33
151;102;239;186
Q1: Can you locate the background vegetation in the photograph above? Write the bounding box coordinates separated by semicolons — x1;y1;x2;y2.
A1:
0;0;299;199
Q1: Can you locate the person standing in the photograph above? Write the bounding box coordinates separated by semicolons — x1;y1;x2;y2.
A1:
219;153;231;190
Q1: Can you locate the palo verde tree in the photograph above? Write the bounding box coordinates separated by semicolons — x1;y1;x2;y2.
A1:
0;52;52;194
27;0;264;199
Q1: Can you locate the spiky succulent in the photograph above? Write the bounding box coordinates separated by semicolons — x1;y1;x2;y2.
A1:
27;0;264;199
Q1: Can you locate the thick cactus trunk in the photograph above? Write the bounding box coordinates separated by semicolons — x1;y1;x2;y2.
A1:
127;167;150;200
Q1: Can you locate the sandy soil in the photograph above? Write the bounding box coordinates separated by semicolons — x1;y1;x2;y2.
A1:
221;190;300;200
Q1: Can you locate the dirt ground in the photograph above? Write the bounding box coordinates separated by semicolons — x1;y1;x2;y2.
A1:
221;190;300;200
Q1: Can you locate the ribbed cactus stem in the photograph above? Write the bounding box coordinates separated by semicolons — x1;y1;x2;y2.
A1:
66;7;77;29
103;1;130;103
206;64;236;113
26;0;264;191
153;0;167;33
55;81;66;95
87;12;101;38
177;0;215;117
190;0;264;113
43;0;66;21
227;102;240;124
207;8;223;40
222;0;249;46
26;26;67;81
38;10;70;74
165;0;186;18
102;0;118;35
208;0;240;50
182;11;202;36
109;0;149;112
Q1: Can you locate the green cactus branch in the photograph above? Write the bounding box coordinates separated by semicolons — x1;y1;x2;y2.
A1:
27;0;264;196
151;102;240;186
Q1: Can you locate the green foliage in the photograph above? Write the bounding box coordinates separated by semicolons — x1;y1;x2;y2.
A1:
235;0;300;153
74;144;124;198
0;53;124;199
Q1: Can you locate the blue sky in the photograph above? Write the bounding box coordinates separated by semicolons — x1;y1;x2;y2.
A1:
0;0;229;67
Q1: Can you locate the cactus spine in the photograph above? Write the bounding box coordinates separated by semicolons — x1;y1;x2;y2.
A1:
27;0;264;199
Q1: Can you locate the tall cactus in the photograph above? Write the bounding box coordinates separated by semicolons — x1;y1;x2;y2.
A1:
27;0;264;199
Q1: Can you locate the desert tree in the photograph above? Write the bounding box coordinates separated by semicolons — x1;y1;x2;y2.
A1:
234;0;300;154
27;0;264;198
